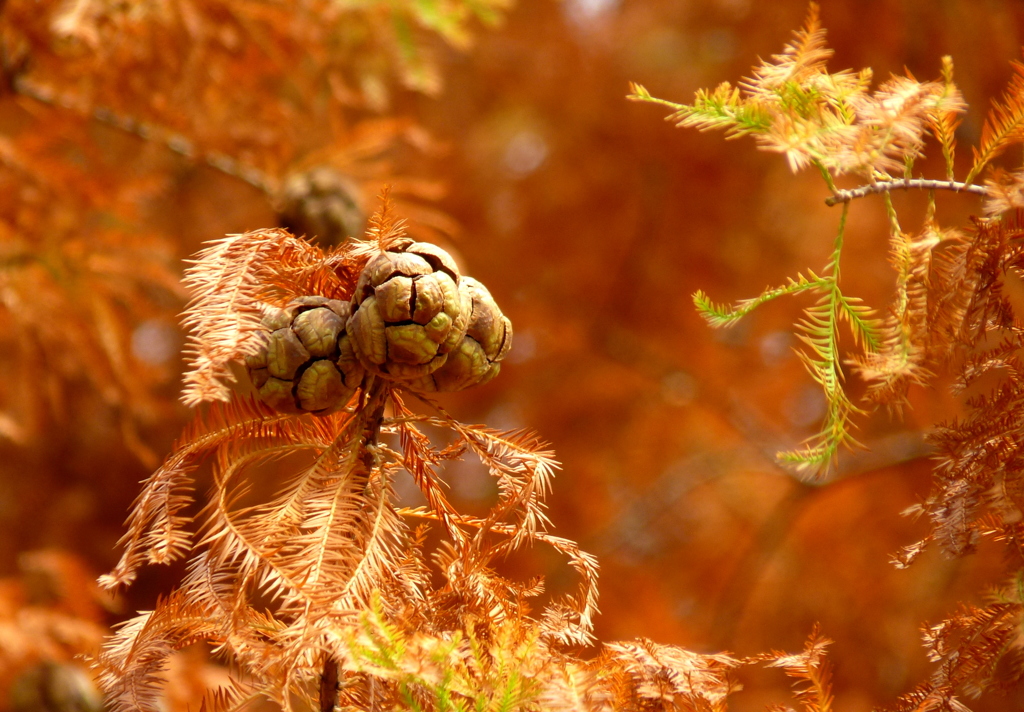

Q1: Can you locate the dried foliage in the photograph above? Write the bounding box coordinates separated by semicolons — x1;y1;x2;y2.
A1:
0;550;108;710
94;212;750;711
0;0;474;461
885;211;1024;573
178;227;364;406
756;626;835;712
889;595;1024;712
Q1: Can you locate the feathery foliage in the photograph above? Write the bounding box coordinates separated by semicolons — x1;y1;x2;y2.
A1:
1;0;491;467
95;204;749;711
757;626;835;712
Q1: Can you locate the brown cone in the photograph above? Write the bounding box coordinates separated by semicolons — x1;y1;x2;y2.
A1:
406;277;513;393
245;297;364;414
347;241;468;380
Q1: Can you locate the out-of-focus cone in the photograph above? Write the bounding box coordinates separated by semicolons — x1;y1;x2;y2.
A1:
10;663;102;712
277;167;366;247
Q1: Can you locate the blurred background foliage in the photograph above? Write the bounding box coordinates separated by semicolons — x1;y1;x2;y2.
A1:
1;0;1023;709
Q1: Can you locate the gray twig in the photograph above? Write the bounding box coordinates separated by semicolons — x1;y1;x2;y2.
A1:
825;179;989;206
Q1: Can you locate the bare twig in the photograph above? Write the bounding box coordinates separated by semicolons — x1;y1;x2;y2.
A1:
825;179;988;206
11;76;275;193
319;657;341;712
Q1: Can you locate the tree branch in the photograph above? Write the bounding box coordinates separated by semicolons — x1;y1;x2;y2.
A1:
10;75;274;193
825;179;989;207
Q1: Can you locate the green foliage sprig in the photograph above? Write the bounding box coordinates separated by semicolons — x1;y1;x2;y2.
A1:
632;3;1024;704
627;2;1024;477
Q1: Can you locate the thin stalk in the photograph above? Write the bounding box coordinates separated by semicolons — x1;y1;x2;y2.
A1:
319;385;388;712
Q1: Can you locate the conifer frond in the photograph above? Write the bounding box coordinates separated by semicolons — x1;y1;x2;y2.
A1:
366;189;415;252
631;10;1024;711
781;299;863;477
665;82;773;138
889;215;1024;566
102;367;609;709
194;681;265;712
626;82;683;111
450;422;559;545
343;598;545;711
337;592;741;712
850;208;948;410
388;392;466;542
632;5;964;180
928;352;1024;557
629;79;771;139
835;293;880;351
756;109;854;174
180;229;311;406
930;56;964;180
535;533;600;645
966;60;1024;185
982;168;1024;216
180;226;377;407
93;592;222;712
778;207;865;476
759;625;835;712
745;3;831;95
412;394;560;544
396;506;601;648
100;397;326;590
204;434;364;608
837;75;953;176
777;367;861;479
600;639;740;712
693;272;825;327
694;205;868;478
889;601;1024;711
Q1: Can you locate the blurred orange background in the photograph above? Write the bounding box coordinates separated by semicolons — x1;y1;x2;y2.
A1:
2;1;1024;709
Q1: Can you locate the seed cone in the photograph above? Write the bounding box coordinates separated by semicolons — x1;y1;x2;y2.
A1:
407;277;512;392
247;242;512;406
246;296;364;414
277;167;365;246
347;239;470;380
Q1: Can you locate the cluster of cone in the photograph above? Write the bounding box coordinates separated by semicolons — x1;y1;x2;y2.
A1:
246;239;512;414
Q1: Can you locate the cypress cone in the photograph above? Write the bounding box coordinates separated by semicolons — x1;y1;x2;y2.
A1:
246;241;513;412
407;277;512;392
246;296;364;414
346;239;470;380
